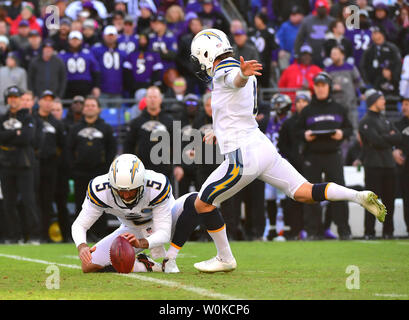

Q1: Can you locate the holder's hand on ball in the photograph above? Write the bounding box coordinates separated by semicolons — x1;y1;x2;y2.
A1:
78;243;96;266
121;233;148;249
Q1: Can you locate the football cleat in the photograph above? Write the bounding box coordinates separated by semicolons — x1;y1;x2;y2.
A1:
162;258;180;273
194;256;237;273
136;253;162;272
357;191;387;223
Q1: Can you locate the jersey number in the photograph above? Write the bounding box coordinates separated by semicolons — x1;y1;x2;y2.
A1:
95;182;110;192
146;180;162;190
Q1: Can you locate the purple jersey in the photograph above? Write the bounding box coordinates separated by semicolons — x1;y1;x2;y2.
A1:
58;48;100;82
266;114;288;147
345;28;372;68
118;34;139;55
124;50;163;83
91;43;127;94
148;31;178;71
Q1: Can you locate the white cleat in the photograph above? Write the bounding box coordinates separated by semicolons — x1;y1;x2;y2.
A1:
273;235;286;242
194;256;237;273
162;258;180;273
356;191;387;223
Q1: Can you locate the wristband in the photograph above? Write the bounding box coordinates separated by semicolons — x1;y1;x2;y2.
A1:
239;70;249;80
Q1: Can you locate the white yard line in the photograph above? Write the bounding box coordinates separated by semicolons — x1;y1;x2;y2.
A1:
0;253;242;300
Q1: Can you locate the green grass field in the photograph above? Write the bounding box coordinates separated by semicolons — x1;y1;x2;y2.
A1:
0;240;408;300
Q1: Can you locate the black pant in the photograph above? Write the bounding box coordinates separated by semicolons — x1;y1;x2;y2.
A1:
38;159;58;241
399;168;409;233
364;167;396;236
302;152;351;237
177;166;199;198
283;198;304;238
0;167;41;241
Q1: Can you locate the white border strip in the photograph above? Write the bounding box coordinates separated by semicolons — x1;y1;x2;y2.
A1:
0;253;242;300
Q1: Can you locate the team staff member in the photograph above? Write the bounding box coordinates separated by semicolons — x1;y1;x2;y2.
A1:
0;86;41;244
394;96;409;234
123;86;174;179
33;90;66;242
66;96;117;238
277;91;310;239
296;72;353;240
359;90;402;239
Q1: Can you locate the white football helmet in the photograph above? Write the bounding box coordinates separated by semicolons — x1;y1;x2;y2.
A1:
108;154;145;205
190;28;233;81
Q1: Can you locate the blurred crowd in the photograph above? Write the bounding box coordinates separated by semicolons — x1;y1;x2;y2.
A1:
0;0;409;244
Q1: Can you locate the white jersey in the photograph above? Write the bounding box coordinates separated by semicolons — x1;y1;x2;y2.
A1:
71;170;174;249
211;57;259;154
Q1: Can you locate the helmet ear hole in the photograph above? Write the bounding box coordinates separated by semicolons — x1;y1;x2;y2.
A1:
204;51;208;58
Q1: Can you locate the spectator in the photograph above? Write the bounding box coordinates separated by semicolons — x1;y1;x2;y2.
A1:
59;31;101;99
249;11;278;88
165;4;186;40
277;91;311;239
157;0;184;15
374;61;400;112
278;44;322;103
64;95;84;129
91;25;127;108
136;2;155;34
17;29;41;70
296;72;353;240
276;6;305;67
33;90;66;242
118;15;139;54
163;75;188;115
323;19;353;67
50;17;71;52
232;29;260;62
123;86;174;178
111;10;125;34
28;39;67;98
0;85;41;244
9;19;30;51
344;10;372;71
372;2;399;43
175;16;205;94
9;2;41;36
173;93;201;196
294;0;335;67
0;52;27;115
65;0;108;22
329;0;354;19
82;19;99;49
197;0;229;34
393;96;409;234
123;32;163;95
397;5;409;56
149;14;178;77
325;46;365;131
66;95;116;238
271;0;310;25
360;26;401;88
358;89;402;239
0;20;8;36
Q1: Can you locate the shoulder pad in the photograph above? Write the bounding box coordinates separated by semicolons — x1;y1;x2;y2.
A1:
145;171;172;207
87;175;112;209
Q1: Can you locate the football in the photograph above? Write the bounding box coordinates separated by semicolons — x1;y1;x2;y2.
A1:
109;236;135;273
